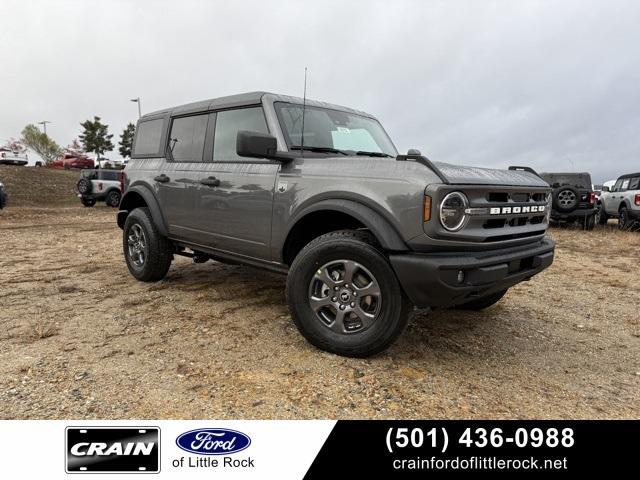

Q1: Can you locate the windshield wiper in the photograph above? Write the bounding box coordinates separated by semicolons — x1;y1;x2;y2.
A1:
355;151;393;158
290;146;350;155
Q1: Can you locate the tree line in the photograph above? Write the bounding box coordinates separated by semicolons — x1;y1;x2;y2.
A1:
16;118;136;165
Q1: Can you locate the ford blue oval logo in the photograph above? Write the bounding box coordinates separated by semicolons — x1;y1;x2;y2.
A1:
176;428;251;455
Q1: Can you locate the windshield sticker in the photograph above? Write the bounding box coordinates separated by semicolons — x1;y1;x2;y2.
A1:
336;127;351;134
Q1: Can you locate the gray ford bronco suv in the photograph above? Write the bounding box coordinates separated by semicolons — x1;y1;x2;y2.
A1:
117;92;555;357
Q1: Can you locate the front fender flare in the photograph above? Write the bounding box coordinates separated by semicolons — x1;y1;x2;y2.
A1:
285;198;408;253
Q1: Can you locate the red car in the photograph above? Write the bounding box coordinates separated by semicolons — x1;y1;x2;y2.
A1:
50;154;94;169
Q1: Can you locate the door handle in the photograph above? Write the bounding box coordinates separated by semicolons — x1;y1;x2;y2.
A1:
200;176;220;187
154;174;170;183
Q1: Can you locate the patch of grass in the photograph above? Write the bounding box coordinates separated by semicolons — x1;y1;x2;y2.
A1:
26;320;59;340
58;284;81;294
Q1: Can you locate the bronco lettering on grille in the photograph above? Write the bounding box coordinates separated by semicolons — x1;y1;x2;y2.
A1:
489;205;545;215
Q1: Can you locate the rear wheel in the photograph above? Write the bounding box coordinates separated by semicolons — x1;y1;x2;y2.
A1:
106;190;122;208
286;230;411;357
619;207;629;230
455;289;508;310
123;207;172;281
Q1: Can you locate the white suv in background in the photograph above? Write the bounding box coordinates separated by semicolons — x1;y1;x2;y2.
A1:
76;169;123;207
596;172;640;229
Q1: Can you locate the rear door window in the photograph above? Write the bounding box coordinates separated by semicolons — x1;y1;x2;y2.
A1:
168;114;209;162
213;107;268;161
621;179;630;191
132;118;164;156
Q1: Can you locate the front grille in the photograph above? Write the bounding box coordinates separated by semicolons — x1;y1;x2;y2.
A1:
425;185;551;244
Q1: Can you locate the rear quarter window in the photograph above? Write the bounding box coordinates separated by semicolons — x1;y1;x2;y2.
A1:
100;171;118;181
627;177;639;190
132;118;165;157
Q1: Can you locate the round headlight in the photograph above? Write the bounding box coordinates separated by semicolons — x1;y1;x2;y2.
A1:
439;191;469;231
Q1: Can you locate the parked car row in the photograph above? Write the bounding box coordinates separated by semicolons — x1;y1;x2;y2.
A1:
529;170;638;231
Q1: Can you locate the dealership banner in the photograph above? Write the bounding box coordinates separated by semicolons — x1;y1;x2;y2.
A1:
0;420;636;478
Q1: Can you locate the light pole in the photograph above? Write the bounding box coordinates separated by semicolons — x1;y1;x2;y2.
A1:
38;120;51;136
130;97;142;118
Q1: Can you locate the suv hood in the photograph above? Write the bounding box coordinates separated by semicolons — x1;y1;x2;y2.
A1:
434;162;550;188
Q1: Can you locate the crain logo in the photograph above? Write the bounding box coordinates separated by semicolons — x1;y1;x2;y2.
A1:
65;427;160;473
176;428;251;456
489;205;545;215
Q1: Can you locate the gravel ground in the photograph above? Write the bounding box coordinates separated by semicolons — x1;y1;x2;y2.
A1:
0;206;638;419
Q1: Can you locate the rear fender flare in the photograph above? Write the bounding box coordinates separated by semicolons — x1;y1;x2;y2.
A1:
117;185;168;235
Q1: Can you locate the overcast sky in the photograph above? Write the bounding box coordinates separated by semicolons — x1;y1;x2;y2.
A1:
1;0;638;182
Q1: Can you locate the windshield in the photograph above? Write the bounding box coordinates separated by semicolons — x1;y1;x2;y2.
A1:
274;102;397;157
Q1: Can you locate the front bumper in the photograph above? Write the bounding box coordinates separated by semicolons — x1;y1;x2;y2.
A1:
389;237;555;308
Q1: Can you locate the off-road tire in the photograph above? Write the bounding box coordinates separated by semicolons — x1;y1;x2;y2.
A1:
77;178;92;195
582;214;595;231
286;230;411;358
106;190;122;208
123;207;172;282
80;197;96;207
618;207;629;230
595;203;608;225
456;289;508;310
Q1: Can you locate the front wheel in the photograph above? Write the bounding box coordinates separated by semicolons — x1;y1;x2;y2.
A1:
123;207;172;281
286;230;411;357
582;214;595;231
595;203;608;225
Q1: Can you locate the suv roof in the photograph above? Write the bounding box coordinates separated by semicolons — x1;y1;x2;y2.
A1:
540;172;592;189
143;91;375;119
618;172;640;180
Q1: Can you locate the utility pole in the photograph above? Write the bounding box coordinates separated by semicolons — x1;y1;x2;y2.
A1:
130;97;142;118
38;120;51;136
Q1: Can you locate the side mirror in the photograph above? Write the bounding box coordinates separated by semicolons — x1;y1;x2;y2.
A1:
602;186;610;192
407;148;422;156
236;131;278;159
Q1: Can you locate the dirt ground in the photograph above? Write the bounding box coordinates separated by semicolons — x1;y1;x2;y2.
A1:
0;205;638;420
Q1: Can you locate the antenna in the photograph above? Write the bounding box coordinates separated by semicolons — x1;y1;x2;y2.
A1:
300;67;307;155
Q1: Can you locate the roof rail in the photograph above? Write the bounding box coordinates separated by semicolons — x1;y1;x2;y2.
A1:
396;154;449;184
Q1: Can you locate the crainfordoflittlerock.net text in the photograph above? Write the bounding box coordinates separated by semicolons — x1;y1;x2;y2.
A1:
393;456;568;471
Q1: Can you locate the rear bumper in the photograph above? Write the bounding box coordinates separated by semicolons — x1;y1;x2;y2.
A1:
550;207;595;220
389;237;555;308
0;160;28;166
77;193;106;201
